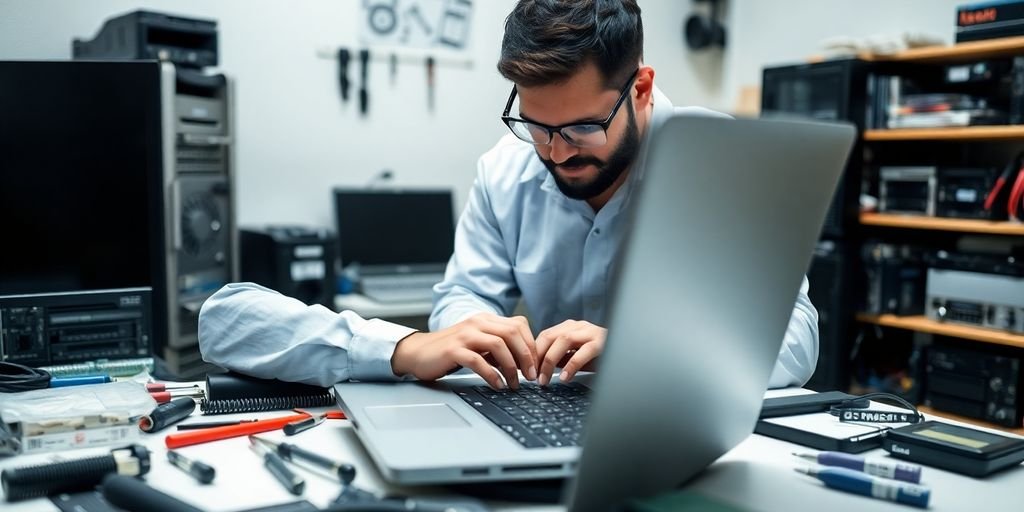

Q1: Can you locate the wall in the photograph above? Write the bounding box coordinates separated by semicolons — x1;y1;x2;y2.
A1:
0;0;699;228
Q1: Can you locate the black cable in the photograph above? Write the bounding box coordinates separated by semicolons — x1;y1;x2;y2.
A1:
0;362;51;393
829;392;923;424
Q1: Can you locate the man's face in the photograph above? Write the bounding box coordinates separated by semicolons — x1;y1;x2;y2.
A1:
515;64;642;201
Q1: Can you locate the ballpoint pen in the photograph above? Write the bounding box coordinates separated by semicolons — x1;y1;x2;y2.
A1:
250;435;357;484
249;437;305;495
793;451;922;483
795;466;930;508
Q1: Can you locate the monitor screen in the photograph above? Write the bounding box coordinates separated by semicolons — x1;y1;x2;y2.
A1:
0;61;162;295
333;189;456;268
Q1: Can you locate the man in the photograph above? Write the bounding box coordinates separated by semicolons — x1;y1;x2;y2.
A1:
430;0;819;388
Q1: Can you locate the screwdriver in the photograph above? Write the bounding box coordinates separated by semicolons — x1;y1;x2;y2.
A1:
167;450;215;484
249;436;305;495
283;412;328;436
250;435;356;484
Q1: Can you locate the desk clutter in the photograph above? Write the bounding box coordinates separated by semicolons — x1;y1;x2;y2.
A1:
0;362;493;511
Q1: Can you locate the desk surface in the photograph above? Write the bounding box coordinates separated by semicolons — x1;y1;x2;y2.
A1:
1;389;1021;511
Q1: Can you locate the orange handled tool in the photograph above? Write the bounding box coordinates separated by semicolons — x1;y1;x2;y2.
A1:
164;410;345;449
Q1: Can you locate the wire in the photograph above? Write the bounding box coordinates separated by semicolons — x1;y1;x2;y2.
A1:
1009;164;1024;221
0;362;51;393
829;391;924;424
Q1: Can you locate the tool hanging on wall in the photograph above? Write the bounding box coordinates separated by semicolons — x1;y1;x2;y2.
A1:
359;48;370;116
426;55;436;112
337;48;351;105
389;53;398;86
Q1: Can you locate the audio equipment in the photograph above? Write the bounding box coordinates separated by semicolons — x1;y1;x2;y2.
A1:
936;167;1003;219
0;289;152;367
862;243;927;316
926;268;1024;334
240;227;338;308
924;340;1023;428
879;166;937;216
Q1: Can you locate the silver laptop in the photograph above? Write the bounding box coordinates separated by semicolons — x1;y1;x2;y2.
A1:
335;116;855;509
333;188;455;303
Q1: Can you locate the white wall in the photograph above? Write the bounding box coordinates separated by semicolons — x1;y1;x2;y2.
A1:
0;0;698;228
0;0;970;226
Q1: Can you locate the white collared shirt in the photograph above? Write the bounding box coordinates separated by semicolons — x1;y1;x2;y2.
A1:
430;87;819;388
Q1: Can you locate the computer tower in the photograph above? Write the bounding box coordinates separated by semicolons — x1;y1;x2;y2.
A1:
762;59;869;239
241;227;338;308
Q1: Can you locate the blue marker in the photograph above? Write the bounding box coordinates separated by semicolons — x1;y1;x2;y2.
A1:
794;451;922;483
50;374;112;387
795;466;930;508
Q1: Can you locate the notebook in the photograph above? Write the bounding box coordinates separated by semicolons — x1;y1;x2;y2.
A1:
200;371;334;415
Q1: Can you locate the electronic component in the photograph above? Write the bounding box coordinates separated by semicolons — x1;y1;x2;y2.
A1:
862;243;926;316
0;288;152;367
926;268;1024;334
72;10;218;68
879;166;937;216
924;341;1023;428
883;420;1024;477
936;167;1003;219
957;1;1024;43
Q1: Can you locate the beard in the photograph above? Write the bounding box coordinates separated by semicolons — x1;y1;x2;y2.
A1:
539;102;641;201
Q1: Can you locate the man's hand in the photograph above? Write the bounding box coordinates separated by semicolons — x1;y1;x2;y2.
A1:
535;320;606;385
390;313;538;390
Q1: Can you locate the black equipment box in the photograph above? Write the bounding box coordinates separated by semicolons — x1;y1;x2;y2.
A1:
924;341;1024;428
883;420;1024;477
73;10;218;68
957;1;1024;43
0;288;152;367
241;227;338;308
936;167;1003;219
862;243;927;316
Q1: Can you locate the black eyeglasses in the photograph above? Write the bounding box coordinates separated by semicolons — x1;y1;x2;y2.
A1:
500;70;639;148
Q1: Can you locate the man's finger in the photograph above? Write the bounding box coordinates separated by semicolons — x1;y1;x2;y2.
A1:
454;348;505;390
467;333;520;390
559;343;600;383
539;333;584;386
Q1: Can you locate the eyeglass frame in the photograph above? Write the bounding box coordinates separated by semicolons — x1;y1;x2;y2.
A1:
500;69;640;147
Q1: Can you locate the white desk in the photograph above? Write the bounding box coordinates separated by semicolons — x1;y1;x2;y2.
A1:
1;389;1021;511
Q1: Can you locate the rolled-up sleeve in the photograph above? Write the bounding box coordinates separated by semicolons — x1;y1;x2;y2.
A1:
767;276;819;388
198;283;416;386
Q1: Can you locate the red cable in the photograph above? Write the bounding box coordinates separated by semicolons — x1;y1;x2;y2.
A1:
1009;166;1024;221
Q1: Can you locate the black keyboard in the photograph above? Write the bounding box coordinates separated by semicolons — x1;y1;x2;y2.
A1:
455;382;590;449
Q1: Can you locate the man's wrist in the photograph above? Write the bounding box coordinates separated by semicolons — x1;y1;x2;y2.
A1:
391;332;424;377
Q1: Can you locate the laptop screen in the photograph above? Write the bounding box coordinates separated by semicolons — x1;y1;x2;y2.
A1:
333;189;456;270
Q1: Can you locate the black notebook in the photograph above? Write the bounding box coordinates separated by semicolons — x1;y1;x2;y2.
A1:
200;371;335;415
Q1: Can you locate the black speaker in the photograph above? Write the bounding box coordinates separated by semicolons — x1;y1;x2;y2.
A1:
684;0;726;50
240;226;337;308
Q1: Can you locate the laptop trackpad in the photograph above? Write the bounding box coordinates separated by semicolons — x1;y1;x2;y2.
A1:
364;404;470;430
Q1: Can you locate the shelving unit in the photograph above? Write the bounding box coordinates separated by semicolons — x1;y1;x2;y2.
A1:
859;213;1024;235
856;314;1024;350
770;37;1024;435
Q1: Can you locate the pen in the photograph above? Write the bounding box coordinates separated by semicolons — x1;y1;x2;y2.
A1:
793;451;922;483
146;382;201;393
167;450;216;484
795;466;930;508
283;412;327;436
176;419;258;430
250;437;305;495
250;435;357;484
50;375;111;387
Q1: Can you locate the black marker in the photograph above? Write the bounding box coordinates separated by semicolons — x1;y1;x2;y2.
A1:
167;450;215;484
249;436;305;495
251;435;356;484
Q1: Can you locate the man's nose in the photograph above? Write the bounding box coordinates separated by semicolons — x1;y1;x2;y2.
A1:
549;132;579;164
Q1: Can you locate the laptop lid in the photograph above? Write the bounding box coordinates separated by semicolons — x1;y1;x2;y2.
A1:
564;116;855;510
332;188;456;275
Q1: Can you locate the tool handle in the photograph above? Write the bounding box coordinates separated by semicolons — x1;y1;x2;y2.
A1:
283;416;321;436
282;443;357;484
2;454;116;501
265;452;305;495
102;474;203;512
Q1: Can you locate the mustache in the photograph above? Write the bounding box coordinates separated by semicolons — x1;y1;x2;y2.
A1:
551;156;605;169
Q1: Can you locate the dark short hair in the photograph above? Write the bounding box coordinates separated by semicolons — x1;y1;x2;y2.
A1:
498;0;643;89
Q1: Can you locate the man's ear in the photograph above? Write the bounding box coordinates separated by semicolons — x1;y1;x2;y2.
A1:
633;65;655;110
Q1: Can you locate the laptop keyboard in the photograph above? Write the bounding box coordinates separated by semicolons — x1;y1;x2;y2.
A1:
456;382;590;449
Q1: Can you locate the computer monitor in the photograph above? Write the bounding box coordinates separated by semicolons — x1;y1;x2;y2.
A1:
0;61;161;296
332;189;456;273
